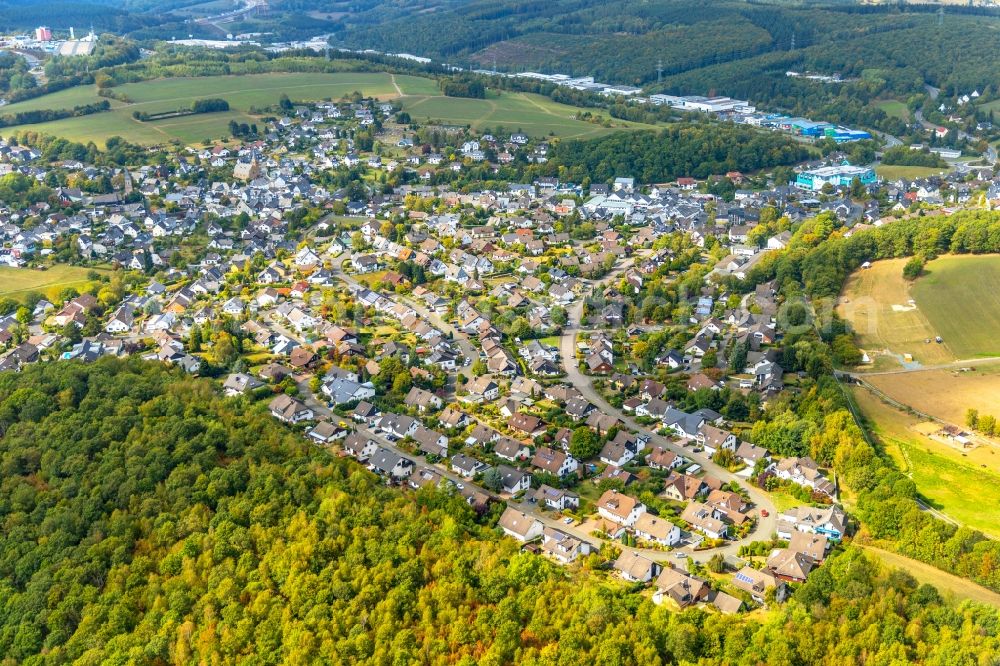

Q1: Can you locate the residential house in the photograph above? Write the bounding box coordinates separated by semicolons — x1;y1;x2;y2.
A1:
508;412;545;438
404;386;443;412
368;447;415;480
788;531;829;563
222;372;264;396
539;527;591;564
596;490;646;528
343;432;377;461
773;457;835;496
412;426;449;457
269;394;313;423
663;472;706;502
776;506;846;541
494;437;532;462
735;441;770;468
351;401;382;426
614;552;662;583
732;567;783;605
633;513;682;547
652;566;709;608
497;465;532;494
698;424;737;455
532;446;579;478
766;548;814;583
646;446;683;471
498;507;544;542
533;484;580;511
681;501;728;539
451;453;491;478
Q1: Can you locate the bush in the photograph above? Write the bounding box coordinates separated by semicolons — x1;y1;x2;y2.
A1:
902;255;925;280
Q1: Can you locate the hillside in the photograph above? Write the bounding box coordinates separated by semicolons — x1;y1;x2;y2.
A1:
2;359;1000;663
330;0;1000;96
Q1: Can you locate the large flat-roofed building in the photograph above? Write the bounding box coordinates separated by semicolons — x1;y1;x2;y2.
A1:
795;164;876;191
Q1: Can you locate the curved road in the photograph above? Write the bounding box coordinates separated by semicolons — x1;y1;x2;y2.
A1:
556;261;778;559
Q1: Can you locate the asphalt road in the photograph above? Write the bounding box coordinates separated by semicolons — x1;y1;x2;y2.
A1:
556;260;779;557
303;248;780;562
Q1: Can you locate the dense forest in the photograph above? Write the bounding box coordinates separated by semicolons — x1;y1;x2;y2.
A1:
544;125;812;183
331;0;1000;97
0;359;998;664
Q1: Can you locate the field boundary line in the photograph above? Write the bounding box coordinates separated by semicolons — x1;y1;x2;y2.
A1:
834;375;961;527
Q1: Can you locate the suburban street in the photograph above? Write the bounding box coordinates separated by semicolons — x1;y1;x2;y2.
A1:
557;262;779;552
283;254;782;562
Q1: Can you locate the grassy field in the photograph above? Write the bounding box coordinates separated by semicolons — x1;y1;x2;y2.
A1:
837;258;952;366
0;85;107;114
978;98;1000;115
875;164;950;180
838;255;1000;367
868;364;1000;426
0;72;650;145
863;545;1000;607
0;72;431;146
911;255;1000;359
875;99;910;122
0;265;103;302
851;387;1000;538
399;89;657;139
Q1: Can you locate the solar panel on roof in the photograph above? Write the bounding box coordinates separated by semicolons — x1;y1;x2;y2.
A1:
735;573;755;584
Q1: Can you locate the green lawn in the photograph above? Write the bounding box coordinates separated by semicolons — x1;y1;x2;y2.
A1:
912;254;1000;358
767;489;806;514
875;99;909;122
978;98;1000;115
875;164;950;180
0;265;104;302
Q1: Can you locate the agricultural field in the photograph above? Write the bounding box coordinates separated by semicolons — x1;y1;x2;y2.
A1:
0;265;104;302
910;255;1000;359
837;257;952;367
867;364;1000;427
0;71;649;145
850;386;1000;538
838;254;1000;368
0;85;107;114
399;90;658;139
0;72;432;146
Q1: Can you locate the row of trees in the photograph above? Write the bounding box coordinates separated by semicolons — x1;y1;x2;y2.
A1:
0;100;109;129
737;209;1000;591
440;76;486;99
744;210;1000;301
965;408;999;436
